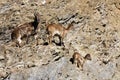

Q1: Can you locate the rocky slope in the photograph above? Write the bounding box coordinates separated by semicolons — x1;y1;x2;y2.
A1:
0;0;120;80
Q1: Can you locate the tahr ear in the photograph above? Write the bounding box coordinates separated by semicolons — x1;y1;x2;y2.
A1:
84;54;91;60
67;21;74;30
34;12;40;22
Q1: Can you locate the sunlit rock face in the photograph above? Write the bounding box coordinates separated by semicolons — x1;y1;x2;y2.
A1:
0;0;120;80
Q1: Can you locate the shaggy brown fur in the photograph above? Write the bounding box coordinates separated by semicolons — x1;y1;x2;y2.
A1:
46;22;73;46
72;52;91;70
11;12;40;47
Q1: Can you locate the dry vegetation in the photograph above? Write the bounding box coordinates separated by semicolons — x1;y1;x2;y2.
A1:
0;0;120;80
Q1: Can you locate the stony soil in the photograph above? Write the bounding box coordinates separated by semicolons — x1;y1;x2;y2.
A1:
0;0;120;80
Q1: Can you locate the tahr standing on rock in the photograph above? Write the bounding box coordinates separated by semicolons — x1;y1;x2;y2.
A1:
11;12;41;47
46;22;74;46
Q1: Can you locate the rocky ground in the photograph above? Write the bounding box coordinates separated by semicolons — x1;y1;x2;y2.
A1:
0;0;120;80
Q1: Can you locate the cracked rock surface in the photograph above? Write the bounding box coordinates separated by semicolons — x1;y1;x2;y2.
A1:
0;0;120;80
